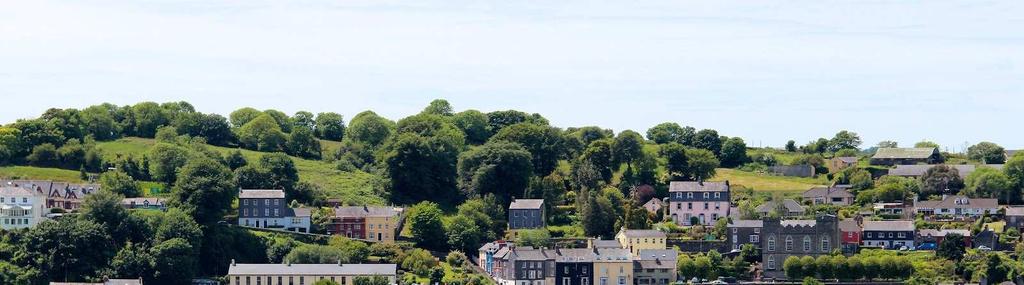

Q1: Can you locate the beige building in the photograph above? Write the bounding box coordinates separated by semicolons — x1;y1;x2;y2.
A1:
593;248;634;285
329;206;403;243
614;229;667;255
226;261;396;285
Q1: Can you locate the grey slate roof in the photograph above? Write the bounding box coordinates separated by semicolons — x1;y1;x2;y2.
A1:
619;229;667;238
227;263;397;276
293;207;313;217
802;187;854;199
780;220;816;227
669;181;729;192
862;220;915;231
1005;207;1024;216
918;229;970;237
333;206;401;218
728;220;763;228
915;195;998;210
839;219;860;232
872;148;938;159
755;199;806;214
634;249;676;269
509;199;544;210
239;189;285;199
0;186;41;197
591;239;622;249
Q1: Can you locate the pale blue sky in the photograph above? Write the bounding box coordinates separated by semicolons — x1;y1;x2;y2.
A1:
1;1;1021;150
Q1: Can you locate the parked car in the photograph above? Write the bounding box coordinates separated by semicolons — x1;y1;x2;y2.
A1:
916;243;936;250
978;245;992;251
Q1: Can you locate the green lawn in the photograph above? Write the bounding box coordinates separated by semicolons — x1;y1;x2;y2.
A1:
746;147;804;165
710;168;827;193
0;166;87;182
96;137;384;205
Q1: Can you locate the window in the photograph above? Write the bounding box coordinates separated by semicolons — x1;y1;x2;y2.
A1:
803;236;811;252
687;203;692;210
767;256;775;270
785;236;793;251
751;235;759;242
582;278;589;285
265;199;270;205
732;228;737;233
867;232;872;238
767;236;775;251
715;192;721;198
274;209;279;217
754;228;760;233
243;209;248;217
243;199;248;205
732;234;737;243
275;199;279;206
703;192;709;199
600;277;608;285
687;193;693;198
703;203;708;210
715;202;720;210
265;209;270;216
676;203;681;210
821;237;830;252
22;198;26;203
618;277;626;285
564;278;570;285
898;232;905;238
888;232;893;238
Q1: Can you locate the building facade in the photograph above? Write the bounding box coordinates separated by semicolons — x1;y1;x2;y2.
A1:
838;219;861;253
801;187;854;206
328;206;403;243
1;180;100;212
727;220;762;251
668;181;730;226
861;220;915;249
760;215;840;278
506;247;556;285
555;249;594;285
615;229;667;256
870;147;942;166
237;189;311;233
121;197;166;210
0;186;46;230
592;248;633;285
914;195;998;218
509;199;545;230
226;262;397;285
633;249;676;285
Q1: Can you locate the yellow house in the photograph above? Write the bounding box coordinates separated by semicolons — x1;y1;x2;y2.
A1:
615;229;667;255
593;248;634;285
226;261;397;285
331;206;403;243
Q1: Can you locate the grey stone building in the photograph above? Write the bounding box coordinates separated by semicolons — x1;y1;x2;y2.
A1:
509;199;545;230
505;246;556;285
633;249;676;285
760;215;840;279
238;189;311;232
727;219;763;251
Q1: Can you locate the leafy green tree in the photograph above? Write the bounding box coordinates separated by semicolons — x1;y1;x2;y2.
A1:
571;126;614;146
259;153;299;191
486;110;530;134
100;170;141;197
967;142;1005;164
401;248;437;276
936;233;965;261
315;279;342;285
452;110;492;145
919;165;965;198
815;255;834;279
155;125;178;143
328;236;370;263
262;109;292;133
843;256;862;281
660;143;689;181
171;157;236;225
719;137;749;168
292;111;316;131
150;238;198;285
692;129;722;154
80;104;122;140
352;276;390;285
829;130;862;152
446;214;484;253
237;113;287;151
346;111;395;148
785;140;797;152
802;277;824;285
1006;153;1024;193
286;127;322;159
384;132;460;205
132;102;170;137
861;257;880;280
457;141;533;204
314;112;346;141
22;218;115;282
79;190;134;242
174;113;234;146
964;167;1016;204
985;253;1008;283
877;140;898;148
646;122;690;144
612;130;644;167
111;243;154;281
490;123;565;176
686;148;719;181
914;141;939;148
622;199;651;229
676;254;695;279
516;229;551;248
581;139;614;183
784;256;803;280
225;150;247;170
800;256;817;279
229;107;263;127
284;244;351;264
409;202;446;250
148;143;191;184
27;143;58;167
421;99;453;116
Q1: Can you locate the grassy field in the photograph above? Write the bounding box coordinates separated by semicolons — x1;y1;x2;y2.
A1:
0;166;88;182
96;137;384;205
747;147;805;165
709;168;827;193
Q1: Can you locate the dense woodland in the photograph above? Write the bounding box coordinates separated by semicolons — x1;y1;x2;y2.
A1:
1;99;1023;284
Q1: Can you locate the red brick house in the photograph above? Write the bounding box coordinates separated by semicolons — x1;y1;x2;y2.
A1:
839;219;861;253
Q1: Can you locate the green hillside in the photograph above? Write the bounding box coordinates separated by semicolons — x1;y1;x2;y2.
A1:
0;166;88;182
709;168;826;193
96;137;383;205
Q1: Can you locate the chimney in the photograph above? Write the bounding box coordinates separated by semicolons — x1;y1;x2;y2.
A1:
231;259;236;266
338;259;343;266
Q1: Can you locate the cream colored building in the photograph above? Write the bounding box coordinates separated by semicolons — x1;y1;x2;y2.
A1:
226;261;397;285
593;248;634;285
614;229;667;256
1;186;47;230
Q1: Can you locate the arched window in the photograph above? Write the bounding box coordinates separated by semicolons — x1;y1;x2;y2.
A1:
767;256;776;270
803;236;811;252
767;236;776;252
821;237;830;252
785;236;794;251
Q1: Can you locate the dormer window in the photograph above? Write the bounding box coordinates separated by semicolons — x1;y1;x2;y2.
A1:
715;192;721;199
703;193;709;199
687;193;693;199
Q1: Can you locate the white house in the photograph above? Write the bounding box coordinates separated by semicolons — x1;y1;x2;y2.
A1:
0;186;47;230
914;195;999;217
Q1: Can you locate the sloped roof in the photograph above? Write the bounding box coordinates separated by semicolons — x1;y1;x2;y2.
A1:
918;229;970;237
756;199;805;214
728;220;763;228
591;239;622;249
334;206;401;218
872;147;938;159
239;189;285;199
228;263;396;276
0;186;40;197
835;157;859;164
863;220;915;231
915;195;998;210
802;187;854;199
669;181;729;192
509;199;544;210
618;229;667;238
1005;207;1024;216
635;249;676;269
888;164;1003;177
643;198;663;207
839;219;861;232
293;208;313;217
121;197;165;205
